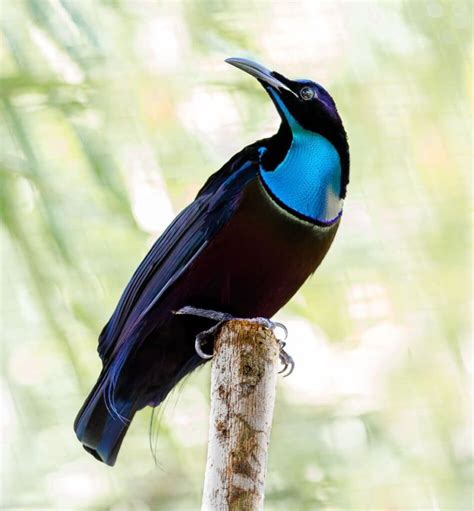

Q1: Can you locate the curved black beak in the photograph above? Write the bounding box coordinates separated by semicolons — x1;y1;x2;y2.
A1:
225;57;298;97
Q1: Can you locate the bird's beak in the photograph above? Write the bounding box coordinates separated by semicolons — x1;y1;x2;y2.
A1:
225;57;298;97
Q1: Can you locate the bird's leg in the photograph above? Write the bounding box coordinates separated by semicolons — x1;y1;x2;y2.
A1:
175;306;294;375
175;306;234;323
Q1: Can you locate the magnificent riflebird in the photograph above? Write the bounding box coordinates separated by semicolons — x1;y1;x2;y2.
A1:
74;58;350;465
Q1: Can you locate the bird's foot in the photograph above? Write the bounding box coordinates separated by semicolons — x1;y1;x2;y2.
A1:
175;306;294;375
192;322;225;359
175;306;232;360
247;317;288;341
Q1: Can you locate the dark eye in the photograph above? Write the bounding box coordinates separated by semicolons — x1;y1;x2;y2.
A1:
300;86;315;101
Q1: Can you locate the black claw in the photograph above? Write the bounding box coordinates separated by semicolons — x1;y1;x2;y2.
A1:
278;340;295;377
284;359;295;377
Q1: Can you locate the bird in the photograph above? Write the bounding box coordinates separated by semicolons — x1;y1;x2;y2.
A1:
74;57;350;466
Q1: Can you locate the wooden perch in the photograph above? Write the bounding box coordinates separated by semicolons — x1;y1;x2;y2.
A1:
202;320;279;511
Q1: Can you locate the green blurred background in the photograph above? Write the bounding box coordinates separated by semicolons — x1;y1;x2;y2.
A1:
1;1;472;509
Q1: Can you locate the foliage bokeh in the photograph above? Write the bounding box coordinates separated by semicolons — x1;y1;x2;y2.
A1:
1;1;472;509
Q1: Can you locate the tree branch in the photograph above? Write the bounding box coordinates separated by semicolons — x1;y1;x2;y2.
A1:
202;320;279;511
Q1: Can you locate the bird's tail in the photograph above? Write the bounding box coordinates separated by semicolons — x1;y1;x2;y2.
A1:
74;369;138;466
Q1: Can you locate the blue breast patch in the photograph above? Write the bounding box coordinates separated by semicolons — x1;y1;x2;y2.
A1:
260;92;343;224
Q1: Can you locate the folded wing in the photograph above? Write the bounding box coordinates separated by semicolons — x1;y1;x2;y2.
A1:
97;142;262;364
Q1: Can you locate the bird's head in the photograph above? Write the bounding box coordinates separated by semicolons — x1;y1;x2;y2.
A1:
226;57;349;198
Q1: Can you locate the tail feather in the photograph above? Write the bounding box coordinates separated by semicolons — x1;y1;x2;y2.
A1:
75;345;206;465
74;370;136;466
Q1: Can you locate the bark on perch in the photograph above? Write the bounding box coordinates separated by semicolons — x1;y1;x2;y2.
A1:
202;320;279;511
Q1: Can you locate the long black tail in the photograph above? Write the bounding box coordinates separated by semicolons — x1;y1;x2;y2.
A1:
75;310;213;466
74;352;205;466
74;368;138;466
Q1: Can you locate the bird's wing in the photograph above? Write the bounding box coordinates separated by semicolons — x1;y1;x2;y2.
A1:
97;142;264;363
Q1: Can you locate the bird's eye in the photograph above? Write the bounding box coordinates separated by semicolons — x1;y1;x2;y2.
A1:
299;86;315;101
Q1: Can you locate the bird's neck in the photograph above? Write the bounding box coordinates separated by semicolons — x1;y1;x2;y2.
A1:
259;124;343;225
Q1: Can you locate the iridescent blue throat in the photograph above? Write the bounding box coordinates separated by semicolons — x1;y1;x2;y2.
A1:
259;92;343;224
